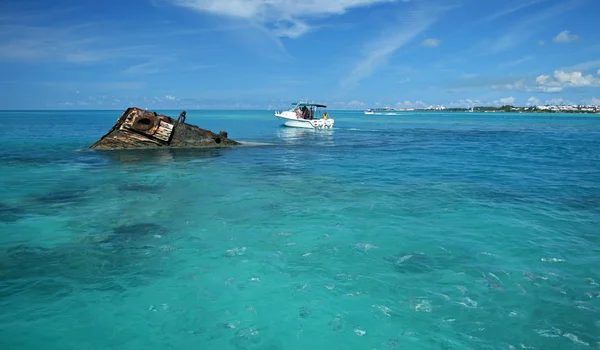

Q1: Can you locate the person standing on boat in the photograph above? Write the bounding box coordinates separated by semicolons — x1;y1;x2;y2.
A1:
301;105;309;119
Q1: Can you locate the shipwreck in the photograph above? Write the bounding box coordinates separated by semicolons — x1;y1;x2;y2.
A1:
89;107;240;149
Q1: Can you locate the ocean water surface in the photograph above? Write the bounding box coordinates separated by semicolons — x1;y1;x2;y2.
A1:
0;110;599;349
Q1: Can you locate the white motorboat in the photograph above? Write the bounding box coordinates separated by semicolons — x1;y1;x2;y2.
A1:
275;102;334;129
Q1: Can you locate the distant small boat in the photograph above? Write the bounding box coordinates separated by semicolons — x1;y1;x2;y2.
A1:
364;107;411;115
275;102;334;129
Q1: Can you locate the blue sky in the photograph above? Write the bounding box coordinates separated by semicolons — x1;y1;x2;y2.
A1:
1;0;600;109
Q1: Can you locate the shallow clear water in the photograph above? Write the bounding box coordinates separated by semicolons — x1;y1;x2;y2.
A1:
1;110;599;349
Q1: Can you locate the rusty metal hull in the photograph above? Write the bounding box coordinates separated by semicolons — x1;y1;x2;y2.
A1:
89;108;240;150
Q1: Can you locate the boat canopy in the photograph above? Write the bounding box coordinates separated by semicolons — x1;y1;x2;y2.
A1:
292;102;327;108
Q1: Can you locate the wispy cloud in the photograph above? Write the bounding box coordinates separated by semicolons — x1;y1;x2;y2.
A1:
561;60;600;73
347;100;366;107
422;38;441;48
396;100;427;108
273;20;312;38
478;0;550;23
39;80;147;91
552;30;579;43
341;5;448;89
123;61;164;75
0;20;153;64
276;78;309;85
448;99;481;108
486;0;582;53
168;0;396;38
188;64;221;71
461;73;478;79
499;56;533;68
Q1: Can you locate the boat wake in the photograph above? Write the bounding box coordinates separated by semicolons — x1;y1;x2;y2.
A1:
237;141;274;147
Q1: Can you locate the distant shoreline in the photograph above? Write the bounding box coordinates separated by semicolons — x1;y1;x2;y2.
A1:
365;105;600;114
1;106;599;114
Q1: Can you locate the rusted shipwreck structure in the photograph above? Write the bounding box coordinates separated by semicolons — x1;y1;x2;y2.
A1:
89;107;240;149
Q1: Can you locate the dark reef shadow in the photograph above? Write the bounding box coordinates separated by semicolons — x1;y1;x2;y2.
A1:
90;148;229;165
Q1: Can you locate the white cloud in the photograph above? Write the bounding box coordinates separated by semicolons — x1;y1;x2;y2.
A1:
422;38;441;48
598;69;600;76
535;73;563;92
165;94;177;100
341;6;445;88
169;0;395;38
171;0;394;18
527;96;540;105
536;75;550;85
535;70;600;92
553;30;579;43
347;100;365;107
498;96;515;105
592;97;600;105
554;70;596;86
538;40;545;45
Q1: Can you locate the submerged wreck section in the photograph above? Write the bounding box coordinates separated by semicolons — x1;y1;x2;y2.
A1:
89;107;240;149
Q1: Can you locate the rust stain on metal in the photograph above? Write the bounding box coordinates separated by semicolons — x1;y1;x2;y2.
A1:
153;121;174;142
89;107;240;150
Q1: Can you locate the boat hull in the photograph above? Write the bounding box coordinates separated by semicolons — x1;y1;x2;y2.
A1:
275;112;334;129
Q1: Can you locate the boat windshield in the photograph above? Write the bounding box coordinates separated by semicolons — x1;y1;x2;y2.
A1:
292;103;328;120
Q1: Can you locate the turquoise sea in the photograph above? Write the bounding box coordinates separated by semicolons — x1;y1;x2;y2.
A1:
0;109;599;349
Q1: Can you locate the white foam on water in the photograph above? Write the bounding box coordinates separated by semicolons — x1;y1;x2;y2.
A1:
411;299;432;312
226;247;247;256
354;328;366;336
372;304;392;317
563;332;589;346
